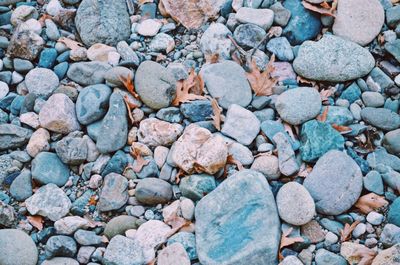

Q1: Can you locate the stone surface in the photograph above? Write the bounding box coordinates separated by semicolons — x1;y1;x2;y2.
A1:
303;150;363;215
315;249;347;265
104;215;138;239
158;243;190;265
235;7;274;30
233;23;266;49
250;154;280;180
41;258;79;265
372;244;400;265
7;29;44;60
179;174;216;201
26;128;50;157
10;170;32;201
200;23;232;59
0;229;38;265
383;129;400;155
45;235;77;258
103;235;145;265
55;135;88;165
25;68;59;99
138;118;183;147
273;132;299;176
98;173;128;212
32;152;69;186
135;178;173;205
0;124;32;151
361;107;400;131
195;170;280;265
67;61;111;86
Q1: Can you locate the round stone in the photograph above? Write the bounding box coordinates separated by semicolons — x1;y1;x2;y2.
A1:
25;68;59;99
0;81;9;99
135;178;173;205
250;154;280;180
276;182;315;226
0;229;38;265
200;23;232;59
32;152;69;186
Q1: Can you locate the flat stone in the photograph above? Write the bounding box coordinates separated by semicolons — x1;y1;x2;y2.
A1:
104;215;138;239
235;7;274;30
138;118;183;147
67;61;111;86
195;170;280;265
250;154;280;180
32;152;69;186
25;68;59;99
158;243;190;265
233;23;267;49
200;23;233;59
98;173;128;211
135;178;173;205
361;107;400;131
179;174;216;201
293;34;375;82
137;19;162;36
0;229;38;265
0;123;32;150
103;235;145;265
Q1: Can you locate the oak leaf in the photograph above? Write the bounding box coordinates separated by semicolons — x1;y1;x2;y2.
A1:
129;147;150;173
246;54;278;96
58;37;84;50
355;193;389;214
340;220;360;242
302;0;337;17
279;228;304;260
172;69;206;106
27;215;44;231
119;73;140;100
210;97;222;131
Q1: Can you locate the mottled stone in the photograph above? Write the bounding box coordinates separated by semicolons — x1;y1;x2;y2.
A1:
138;118;183;147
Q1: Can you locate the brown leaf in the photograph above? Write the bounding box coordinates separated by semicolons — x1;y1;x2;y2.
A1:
172;69;206;106
302;1;336;17
58;37;84;50
340;220;360;242
27;215;44;231
123;95;137;125
204;53;220;64
88;195;97;206
227;154;244;171
353;247;377;265
320;89;334;104
297;163;313;178
159;0;219;29
332;124;352;134
210;98;222;131
130;147;150;173
317;106;329;122
174;168;186;184
297;76;317;87
119;73;140;100
279;228;304;260
355;193;389;214
246;54;278;96
38;14;53;27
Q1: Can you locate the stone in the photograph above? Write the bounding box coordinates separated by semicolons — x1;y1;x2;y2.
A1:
38;48;57;68
315;249;347;265
102;150;128;176
0;229;38;265
293;35;375;82
54;216;92;235
266;37;294;61
31;152;69;186
383;129;400;155
135;178;173;205
138;118;183;147
201;60;252;109
233;23;267;49
134;61;176;110
273;132;299;176
149;33;175;53
303;150;363;215
228;142;254;166
104;66;132;87
117;41;140;66
0;81;8;99
0;201;15;227
282;0;321;45
301;220;325;243
362;92;385;107
9;170;32;201
250;154;280;180
300;120;345;162
0;124;32;150
367;212;384;226
322;106;354;126
25;183;71;221
180;100;213;122
74;229;103;245
158;243;190;265
270;2;291;27
26;128;50;157
75;84;112;125
87;43;116;62
385;39;400;63
39;93;80;134
276;182;315;226
25;68;59;99
10;5;38;26
179;174;216;201
137;19;162;36
372;244;400;265
20;112;39;129
196;170;280;265
170;125;228;175
75;0;131;46
7;29;44;60
235;7;274;30
332;0;384;46
96;92;128;153
45;235;77;258
275;87;321;125
104;215;138;239
388;197;400;227
364;170;384;195
67;61;111;86
103;235;145;265
381;224;400;248
200;23;233;59
361;107;400;131
341;242;376;265
98;173;128;211
221;104;260;145
42;258;79;265
340;83;361;103
55;135;88;165
280;256;303;265
168;232;197;260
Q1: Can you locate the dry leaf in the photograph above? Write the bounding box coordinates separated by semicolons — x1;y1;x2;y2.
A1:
268;26;282;38
88;195;97;206
317;106;329;122
302;1;336;17
227;154;244;171
298;163;313;178
172;69;206;106
320;89;333;103
27;215;44;231
353;247;377;265
123;95;137;125
119;73;140;100
205;53;220;64
58;37;84;50
332;124;352;134
130;147;150;173
279;228;304;260
297;76;317;87
175;168;186;184
340;220;360;242
210;98;222;131
246;54;278;96
355;193;389;214
38;14;53;27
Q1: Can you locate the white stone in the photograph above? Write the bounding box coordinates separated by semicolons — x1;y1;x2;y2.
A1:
158;243;190;265
0;81;9;99
236;7;274;30
46;0;63;16
20;112;40;129
26;128;50;157
366;211;384;225
87;43;117;62
54;216;92;235
136;19;162;37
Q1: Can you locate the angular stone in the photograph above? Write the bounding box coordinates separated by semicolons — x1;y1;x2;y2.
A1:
273;132;299;176
103;235;145;265
138;118;183;147
98;173;128;211
7;29;44;60
0;124;32;150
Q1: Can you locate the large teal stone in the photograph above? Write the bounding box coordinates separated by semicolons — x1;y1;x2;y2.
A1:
340;83;361;103
388;197;400;227
300;120;345;162
179;174;216;201
31;152;70;187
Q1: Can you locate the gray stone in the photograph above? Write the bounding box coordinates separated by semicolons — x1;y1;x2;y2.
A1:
361;107;400;131
0;201;15;227
56;135;88;165
367;147;400;172
104;215;139;239
75;0;131;46
200;23;233;59
386;5;400;28
104;67;133;87
25;183;71;221
117;41;140;66
273;132;299;176
148;33;175;53
250;154;280;180
266;37;294;61
235;7;274;30
293;35;375;82
74;229;103;246
45;235;77;258
315;249;347;265
201;60;252;109
42;258;79;265
9;169;32;201
233;23;267;49
275;87;321;125
96;92;128;153
228;142;254;166
381;224;400;248
383;128;400;155
362;91;385;107
134;61;176;110
76;84;112;125
25;68;59;99
98;173;128;211
0;123;32;150
270;2;291;26
135;178;173;205
103;235;145;265
137;118;183;147
0;229;38;265
364;170;384;195
7;29;44;60
32;152;70;186
195;170;280;265
67;61;111;86
303;150;363;215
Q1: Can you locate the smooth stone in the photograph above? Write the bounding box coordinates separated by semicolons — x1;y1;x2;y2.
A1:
136;19;162;36
26;128;50;157
200;23;233;59
381;224;400;248
369;67;394;91
45;235;77;258
98;173;128;212
158;243;190;265
385;39;400;63
87;43;116;62
340;83;361;103
67;61;111;86
103;235;145;265
101;150;128;176
332;0;384;46
134;61;176;110
233;23;267;49
54;216;92;235
235;7;274;30
270;2;291;27
135;178;173;205
293;34;375;82
9;169;32;201
0;123;32;150
383;129;400;155
0;81;8;99
168;232;197;260
180;100;213;122
104;215;138;239
25;68;59;99
104;66;132;87
303;150;363;215
388;197;400;227
372;244;400;265
42;258;79;265
55;135;88;165
367;147;400;172
361;107;400;131
117;41;140;66
266;37;294;61
201;60;252;109
31;152;69;186
322;106;354;126
25;183;71;221
74;229;103;246
315;249;347;265
0;229;38;265
275;87;321;125
362;92;385;107
250;154;280;180
38;48;57;68
54;62;69;79
179;174;216;201
148;33;175;53
364;170;384;195
228;142;254;166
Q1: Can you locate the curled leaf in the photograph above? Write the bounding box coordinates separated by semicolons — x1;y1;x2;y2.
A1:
123;95;137;125
58;37;84;50
317;106;329;122
210;97;222;131
302;0;337;17
27;215;44;231
246;54;278;96
172;69;206;106
119;73;140;100
354;193;389;214
129;147;150;173
332;124;352;134
340;220;360;242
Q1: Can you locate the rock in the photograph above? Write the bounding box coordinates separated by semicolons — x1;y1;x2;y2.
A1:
372;244;400;265
98;173;128;211
0;201;15;227
137;19;162;36
67;61;111;86
180;100;213;122
293;35;375;82
42;258;79;265
362;92;385;107
149;33;175;53
340;83;361;103
196;170;280;265
26;128;50;157
364;170;384;195
235;7;274;30
117;41;140;66
75;0;131;46
168;232;197;260
0;229;38;265
280;256;303;265
55;135;88;165
300;120;345;162
383;129;400;155
275;87;321;125
385;39;400;64
201;60;252;109
39;93;80;134
332;0;384;46
389;198;400;227
10;5;38;26
7;29;44;60
200;23;233;59
158;243;190;265
104;66;132;87
266;37;294;61
277;182;315;226
135;178;173;205
270;2;291;27
221;104;260;145
233;23;266;49
134;61;176;110
315;249;347;265
9;170;32;201
54;216;92;235
96;92;128;153
341;242;375;265
0;124;32;150
303;150;363;215
138;118;183;147
170;125;228;175
301;220;325;243
31;152;69;186
103;235;145;265
322;106;354;126
74;229;103;245
45;235;77;258
273;132;299;176
282;0;321;45
361;107;400;131
179;174;216;201
0;81;8;99
87;43;116;62
25;68;59;99
250;154;280;180
381;224;400;248
367;212;384;225
102;150;128;176
228;142;254;166
25;183;71;221
367;147;400;172
104;215;138;239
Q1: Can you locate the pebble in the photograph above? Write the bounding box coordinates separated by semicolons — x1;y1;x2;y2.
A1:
228;142;254;166
0;229;38;265
138;118;183;147
98;173;128;212
200;23;232;59
250;154;280;180
7;29;44;61
179;174;216;201
135;178;173;205
363;170;384;195
103;235;145;265
87;43;116;62
67;61;111;86
266;37;294;61
25;68;59;99
74;229;103;246
0;80;8;99
367;212;384;225
56;134;88;165
233;23;266;49
383;128;400;155
31;152;69;186
362;91;385;107
168;232;197;260
388;197;400;227
270;2;291;26
137;19;162;36
104;215;139;239
315;248;347;265
45;235;77;258
9;169;32;201
361;107;400;131
273;132;300;176
158;243;190;265
26;128;50;157
0;124;32;151
54;216;92;235
372;244;400;265
180;100;213;122
42;258;79;265
235;7;274;30
148;33;175;53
